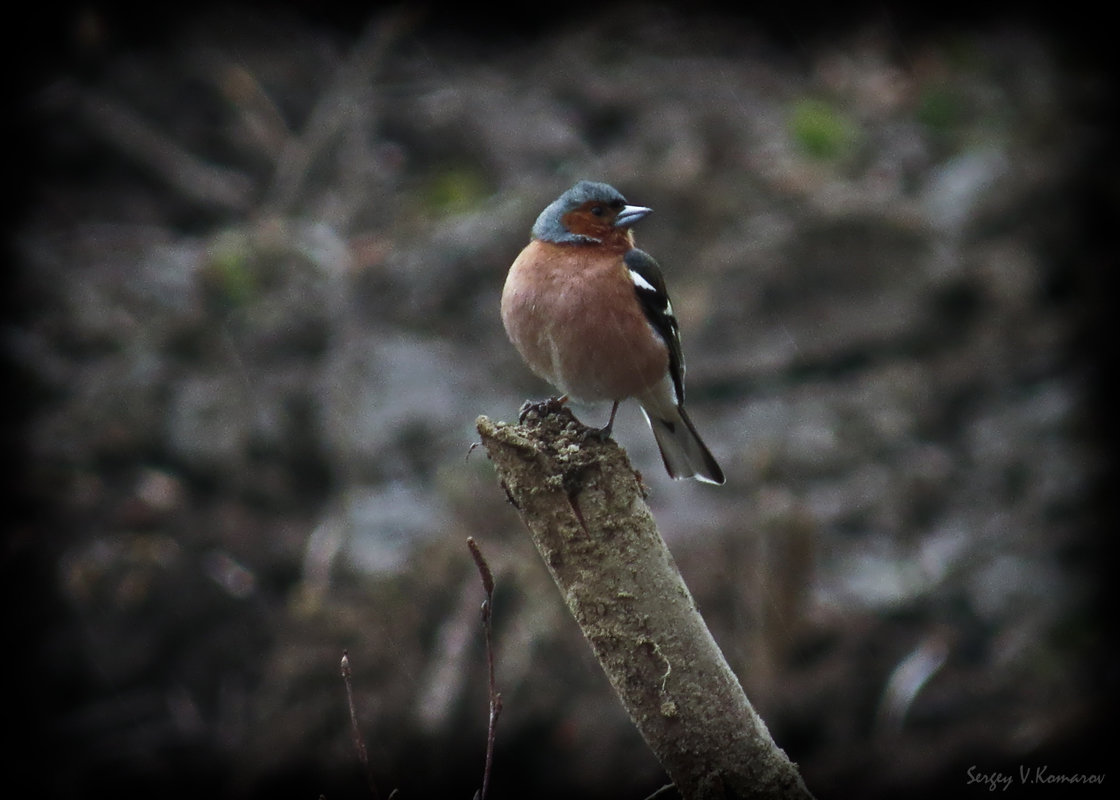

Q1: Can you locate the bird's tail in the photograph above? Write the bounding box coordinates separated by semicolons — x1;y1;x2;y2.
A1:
640;403;725;484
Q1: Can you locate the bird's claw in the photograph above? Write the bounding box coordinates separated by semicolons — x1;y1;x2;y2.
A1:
582;422;614;442
518;396;568;424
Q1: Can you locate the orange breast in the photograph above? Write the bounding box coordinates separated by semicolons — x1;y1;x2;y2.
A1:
501;241;668;403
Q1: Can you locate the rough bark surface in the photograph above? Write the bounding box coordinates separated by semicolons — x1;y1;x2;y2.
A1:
476;406;814;800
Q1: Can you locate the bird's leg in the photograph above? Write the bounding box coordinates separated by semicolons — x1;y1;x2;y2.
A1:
585;400;620;441
519;394;569;423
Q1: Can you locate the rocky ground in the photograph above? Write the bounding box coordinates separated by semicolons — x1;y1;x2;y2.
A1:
8;6;1114;799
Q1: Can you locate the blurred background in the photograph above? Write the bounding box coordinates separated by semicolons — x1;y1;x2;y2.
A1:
8;2;1114;798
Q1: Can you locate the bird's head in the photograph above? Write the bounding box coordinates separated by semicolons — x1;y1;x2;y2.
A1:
532;181;652;248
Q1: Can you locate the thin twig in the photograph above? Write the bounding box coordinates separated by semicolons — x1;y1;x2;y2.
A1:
72;87;253;212
467;537;502;800
340;650;381;800
263;8;419;214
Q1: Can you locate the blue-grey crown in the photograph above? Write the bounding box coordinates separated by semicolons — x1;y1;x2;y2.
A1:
532;181;628;244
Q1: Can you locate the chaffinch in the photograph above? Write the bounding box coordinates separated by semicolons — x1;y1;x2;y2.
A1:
501;180;725;484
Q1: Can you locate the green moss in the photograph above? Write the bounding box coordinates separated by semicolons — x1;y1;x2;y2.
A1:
916;85;964;135
422;165;490;214
789;98;860;160
202;230;258;310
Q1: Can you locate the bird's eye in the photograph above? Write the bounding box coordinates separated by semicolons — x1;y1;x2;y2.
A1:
590;205;605;216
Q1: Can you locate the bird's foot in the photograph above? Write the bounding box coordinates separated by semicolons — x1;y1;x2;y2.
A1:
581;400;619;442
518;395;569;424
583;421;614;442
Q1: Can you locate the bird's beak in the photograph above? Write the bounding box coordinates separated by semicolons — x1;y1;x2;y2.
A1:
614;204;652;228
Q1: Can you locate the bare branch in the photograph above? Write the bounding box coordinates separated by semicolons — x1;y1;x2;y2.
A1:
263;8;419;215
69;87;253;212
340;651;382;800
467;537;502;800
476;409;814;800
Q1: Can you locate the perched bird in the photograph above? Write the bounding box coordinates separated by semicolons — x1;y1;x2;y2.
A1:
501;180;724;484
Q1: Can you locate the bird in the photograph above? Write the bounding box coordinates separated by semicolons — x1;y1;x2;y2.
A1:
501;180;725;484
